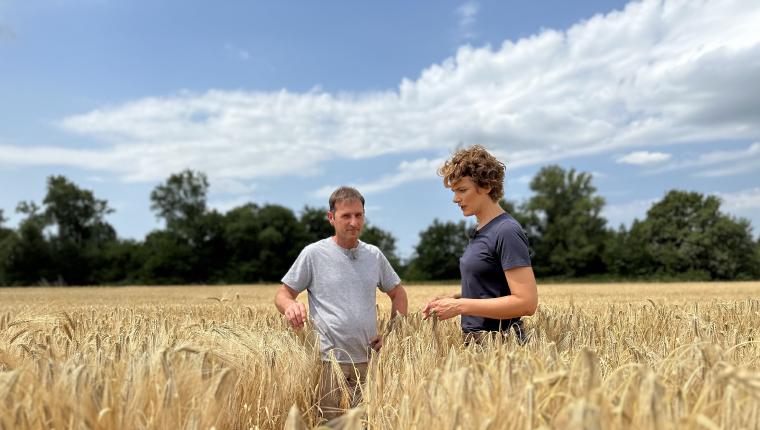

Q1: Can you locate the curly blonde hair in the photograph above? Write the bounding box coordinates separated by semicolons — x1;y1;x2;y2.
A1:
437;145;505;202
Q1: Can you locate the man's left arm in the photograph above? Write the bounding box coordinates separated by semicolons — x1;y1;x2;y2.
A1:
386;284;408;318
370;284;408;352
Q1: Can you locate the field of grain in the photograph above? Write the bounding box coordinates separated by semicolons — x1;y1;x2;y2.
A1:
1;282;759;429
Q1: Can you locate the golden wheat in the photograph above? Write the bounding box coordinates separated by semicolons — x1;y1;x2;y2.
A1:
0;283;758;429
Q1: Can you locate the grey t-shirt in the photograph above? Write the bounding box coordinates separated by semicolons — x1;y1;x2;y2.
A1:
282;238;401;363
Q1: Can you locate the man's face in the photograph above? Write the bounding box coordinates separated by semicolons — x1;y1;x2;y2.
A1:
328;199;365;242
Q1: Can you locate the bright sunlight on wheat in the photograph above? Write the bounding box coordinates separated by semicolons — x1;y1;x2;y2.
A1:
1;283;759;429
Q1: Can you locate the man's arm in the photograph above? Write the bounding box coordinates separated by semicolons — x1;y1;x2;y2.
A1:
425;266;538;320
274;284;308;329
386;284;408;318
369;284;409;352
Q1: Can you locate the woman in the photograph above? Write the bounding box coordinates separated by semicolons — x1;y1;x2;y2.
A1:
422;145;538;343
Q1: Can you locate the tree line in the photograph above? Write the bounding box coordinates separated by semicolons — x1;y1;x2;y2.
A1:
1;166;758;286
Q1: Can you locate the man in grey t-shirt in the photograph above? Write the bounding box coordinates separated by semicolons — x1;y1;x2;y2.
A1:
274;186;408;419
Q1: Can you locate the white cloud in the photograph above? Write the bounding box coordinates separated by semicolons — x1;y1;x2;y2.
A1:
208;196;254;214
602;198;658;227
456;1;479;40
714;187;760;211
616;151;671;165
602;189;760;232
312;157;444;198
212;178;256;196
515;174;532;184
1;0;759;194
648;142;760;176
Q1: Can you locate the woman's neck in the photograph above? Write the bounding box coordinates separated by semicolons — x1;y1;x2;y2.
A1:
475;201;505;229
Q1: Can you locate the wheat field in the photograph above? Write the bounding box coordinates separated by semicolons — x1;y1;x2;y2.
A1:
1;282;759;429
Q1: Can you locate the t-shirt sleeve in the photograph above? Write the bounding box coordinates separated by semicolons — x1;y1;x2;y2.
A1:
281;247;313;293
497;221;532;270
377;251;401;293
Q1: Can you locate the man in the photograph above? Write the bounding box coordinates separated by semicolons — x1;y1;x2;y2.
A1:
274;186;408;420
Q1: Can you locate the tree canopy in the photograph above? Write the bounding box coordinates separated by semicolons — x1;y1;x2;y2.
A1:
0;169;757;285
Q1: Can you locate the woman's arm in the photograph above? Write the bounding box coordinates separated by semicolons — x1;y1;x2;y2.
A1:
426;266;538;320
422;290;461;319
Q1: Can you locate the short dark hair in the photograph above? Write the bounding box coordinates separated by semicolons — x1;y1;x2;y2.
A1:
329;186;365;212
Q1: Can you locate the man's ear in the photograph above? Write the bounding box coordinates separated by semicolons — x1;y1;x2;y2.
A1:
327;210;335;225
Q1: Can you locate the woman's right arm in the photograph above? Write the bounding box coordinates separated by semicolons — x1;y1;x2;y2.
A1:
422;291;461;318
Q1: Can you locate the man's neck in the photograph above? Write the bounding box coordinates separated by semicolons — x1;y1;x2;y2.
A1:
332;235;359;249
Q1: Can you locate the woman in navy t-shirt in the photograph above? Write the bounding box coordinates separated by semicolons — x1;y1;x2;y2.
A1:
422;145;538;343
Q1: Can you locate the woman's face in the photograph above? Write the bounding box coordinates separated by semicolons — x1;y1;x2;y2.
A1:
450;176;491;217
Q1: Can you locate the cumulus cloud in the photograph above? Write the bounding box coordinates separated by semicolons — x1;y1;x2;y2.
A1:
714;187;760;211
648;142;760;176
602;198;659;227
514;175;532;184
1;0;759;193
211;178;256;196
602;189;760;230
312;157;443;198
616;151;671;165
208;196;256;214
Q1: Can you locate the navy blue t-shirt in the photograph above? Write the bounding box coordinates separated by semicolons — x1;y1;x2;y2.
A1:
460;212;532;333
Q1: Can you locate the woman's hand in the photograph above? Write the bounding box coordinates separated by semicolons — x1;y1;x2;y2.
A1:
422;292;461;319
422;294;447;318
423;297;463;320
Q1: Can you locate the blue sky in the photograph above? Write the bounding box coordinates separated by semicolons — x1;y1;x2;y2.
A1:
1;0;759;259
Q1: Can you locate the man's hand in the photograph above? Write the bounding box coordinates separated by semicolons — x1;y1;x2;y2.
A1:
423;297;463;321
284;302;308;329
369;335;383;351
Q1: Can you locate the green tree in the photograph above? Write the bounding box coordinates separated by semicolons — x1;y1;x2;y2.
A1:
499;199;531;228
0;211;9;285
150;169;209;239
95;239;144;284
255;204;306;281
361;224;402;272
406;220;471;281
138;230;196;284
147;170;227;283
221;203;263;282
41;176;116;284
0;202;54;285
0;209;7;232
525;165;608;277
626;190;758;280
43;176;114;247
300;206;333;243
